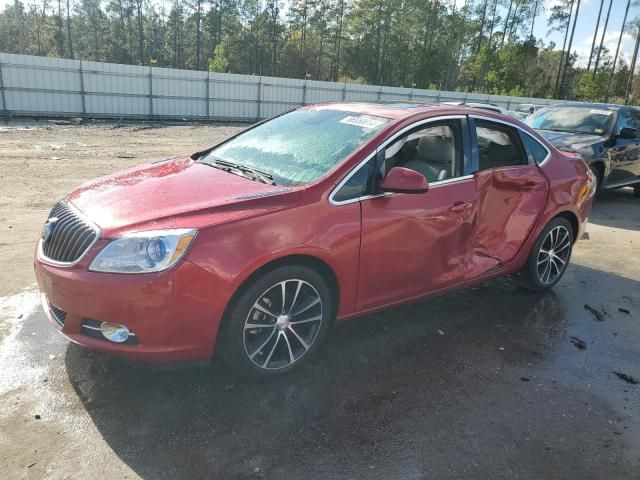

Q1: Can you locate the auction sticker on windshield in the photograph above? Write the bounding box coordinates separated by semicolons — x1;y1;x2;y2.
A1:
590;109;613;116
339;115;388;129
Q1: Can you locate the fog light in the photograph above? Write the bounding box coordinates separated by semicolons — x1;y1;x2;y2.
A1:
100;322;130;343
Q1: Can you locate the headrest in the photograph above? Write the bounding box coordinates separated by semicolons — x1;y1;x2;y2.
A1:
417;134;454;165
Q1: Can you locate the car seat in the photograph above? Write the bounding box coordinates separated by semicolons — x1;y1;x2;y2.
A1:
403;134;453;182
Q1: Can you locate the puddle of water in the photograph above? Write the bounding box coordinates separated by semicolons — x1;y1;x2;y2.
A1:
0;286;44;393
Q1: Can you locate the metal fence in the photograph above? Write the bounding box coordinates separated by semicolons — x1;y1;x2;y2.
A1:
0;53;566;122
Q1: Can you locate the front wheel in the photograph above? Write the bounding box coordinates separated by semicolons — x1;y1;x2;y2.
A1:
219;265;333;378
519;217;574;291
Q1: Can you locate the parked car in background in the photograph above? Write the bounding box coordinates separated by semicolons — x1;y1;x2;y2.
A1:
526;103;640;196
517;104;546;116
35;102;594;378
506;110;527;121
443;101;506;115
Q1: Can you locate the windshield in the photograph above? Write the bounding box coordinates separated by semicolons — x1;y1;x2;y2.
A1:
526;107;613;135
199;108;390;186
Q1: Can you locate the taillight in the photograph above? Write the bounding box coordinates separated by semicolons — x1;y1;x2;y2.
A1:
580;169;596;202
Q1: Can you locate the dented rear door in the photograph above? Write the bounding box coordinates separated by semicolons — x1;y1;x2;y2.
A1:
465;117;549;279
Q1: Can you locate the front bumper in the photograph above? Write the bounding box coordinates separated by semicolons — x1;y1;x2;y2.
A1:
35;254;236;363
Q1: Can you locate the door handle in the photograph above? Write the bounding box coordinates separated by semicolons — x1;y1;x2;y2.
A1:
450;201;470;213
518;181;537;190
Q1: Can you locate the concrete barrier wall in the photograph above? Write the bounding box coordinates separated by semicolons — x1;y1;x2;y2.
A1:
0;53;566;122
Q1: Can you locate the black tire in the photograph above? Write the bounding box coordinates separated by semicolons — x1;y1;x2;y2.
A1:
218;265;333;378
634;184;640;198
519;217;574;291
589;164;603;197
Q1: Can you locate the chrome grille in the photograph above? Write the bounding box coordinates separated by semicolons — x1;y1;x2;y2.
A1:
40;201;99;264
49;303;67;327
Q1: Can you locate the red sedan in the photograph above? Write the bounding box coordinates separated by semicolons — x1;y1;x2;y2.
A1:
35;103;595;377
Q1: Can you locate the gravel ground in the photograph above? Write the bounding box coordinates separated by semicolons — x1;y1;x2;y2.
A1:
0;123;639;479
0;122;245;299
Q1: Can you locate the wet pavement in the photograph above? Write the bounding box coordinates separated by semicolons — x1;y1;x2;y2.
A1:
1;189;639;479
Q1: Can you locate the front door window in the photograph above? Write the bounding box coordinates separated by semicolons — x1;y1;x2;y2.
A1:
382;121;464;182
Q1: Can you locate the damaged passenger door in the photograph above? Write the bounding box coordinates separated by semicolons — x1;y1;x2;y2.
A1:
465;117;549;279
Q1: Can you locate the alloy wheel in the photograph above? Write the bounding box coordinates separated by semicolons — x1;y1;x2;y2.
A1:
536;225;571;285
243;279;323;370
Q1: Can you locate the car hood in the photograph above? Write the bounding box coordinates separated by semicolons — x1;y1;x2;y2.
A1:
537;129;603;152
67;155;297;235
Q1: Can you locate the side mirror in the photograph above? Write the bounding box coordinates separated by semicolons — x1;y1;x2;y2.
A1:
618;127;639;139
379;167;429;194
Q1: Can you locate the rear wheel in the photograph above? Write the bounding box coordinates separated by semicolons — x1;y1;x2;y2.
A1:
519;217;574;291
219;265;332;378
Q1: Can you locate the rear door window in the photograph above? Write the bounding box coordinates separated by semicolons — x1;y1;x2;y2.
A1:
475;120;527;171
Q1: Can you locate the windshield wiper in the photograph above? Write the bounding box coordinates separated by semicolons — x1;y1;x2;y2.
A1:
545;128;595;135
204;156;276;185
542;128;571;133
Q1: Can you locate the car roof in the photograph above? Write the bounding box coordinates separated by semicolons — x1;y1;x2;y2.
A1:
465;102;500;108
302;101;510;120
304;102;441;119
543;103;638;111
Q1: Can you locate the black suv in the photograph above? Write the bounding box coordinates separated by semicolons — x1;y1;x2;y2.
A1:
526;103;640;196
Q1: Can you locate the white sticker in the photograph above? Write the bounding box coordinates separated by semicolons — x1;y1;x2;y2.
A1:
590;109;613;116
339;115;386;129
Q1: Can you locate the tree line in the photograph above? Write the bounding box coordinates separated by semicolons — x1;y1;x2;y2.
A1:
1;0;640;104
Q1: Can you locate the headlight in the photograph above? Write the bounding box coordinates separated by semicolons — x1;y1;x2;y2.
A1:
89;229;197;273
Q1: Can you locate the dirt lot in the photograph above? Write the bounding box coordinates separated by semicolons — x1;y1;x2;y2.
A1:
0;123;639;479
0;122;245;299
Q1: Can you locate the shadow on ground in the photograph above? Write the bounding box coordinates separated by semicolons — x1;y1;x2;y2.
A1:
589;187;639;231
62;263;640;480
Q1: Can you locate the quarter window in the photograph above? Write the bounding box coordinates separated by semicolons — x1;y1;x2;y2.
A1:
475;121;527;171
520;132;549;164
332;157;375;202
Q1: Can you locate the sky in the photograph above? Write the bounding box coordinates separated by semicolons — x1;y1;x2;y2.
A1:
0;0;637;70
535;0;638;67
